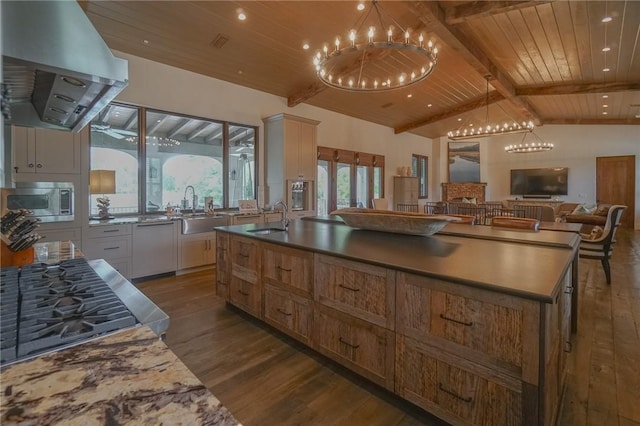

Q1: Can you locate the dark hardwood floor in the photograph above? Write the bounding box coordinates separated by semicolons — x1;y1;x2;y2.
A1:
137;229;640;426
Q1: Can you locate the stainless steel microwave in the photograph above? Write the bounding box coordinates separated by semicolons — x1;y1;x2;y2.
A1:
1;182;74;222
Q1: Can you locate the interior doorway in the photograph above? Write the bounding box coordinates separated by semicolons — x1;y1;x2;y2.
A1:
596;155;635;229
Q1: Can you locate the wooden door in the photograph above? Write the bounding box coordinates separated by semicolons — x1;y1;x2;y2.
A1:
596;156;635;229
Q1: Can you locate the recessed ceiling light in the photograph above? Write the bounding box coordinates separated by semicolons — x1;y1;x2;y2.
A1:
457;118;462;122
427;104;432;108
237;70;244;75
407;94;412;98
602;47;611;52
603;67;610;72
143;39;149;45
603;104;608;107
636;114;640;118
602;16;612;23
602;111;608;115
357;3;365;11
602;95;609;99
237;9;246;20
302;43;310;50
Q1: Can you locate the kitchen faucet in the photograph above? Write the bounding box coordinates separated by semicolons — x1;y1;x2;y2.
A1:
273;200;289;231
183;185;197;214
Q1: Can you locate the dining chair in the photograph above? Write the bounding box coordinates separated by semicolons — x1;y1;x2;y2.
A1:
424;202;447;214
491;216;540;231
371;198;389;210
445;214;476;225
482;202;504;225
396;203;419;213
579;205;627;285
456;205;486;226
513;204;543;221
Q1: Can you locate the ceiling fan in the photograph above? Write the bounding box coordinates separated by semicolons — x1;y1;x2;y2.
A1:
90;122;137;139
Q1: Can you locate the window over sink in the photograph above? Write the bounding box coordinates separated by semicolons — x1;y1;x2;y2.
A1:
90;103;257;216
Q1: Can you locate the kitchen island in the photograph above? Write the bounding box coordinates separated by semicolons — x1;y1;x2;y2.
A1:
215;219;579;426
0;326;239;425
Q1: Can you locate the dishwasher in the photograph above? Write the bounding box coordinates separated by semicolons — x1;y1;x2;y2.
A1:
131;221;177;279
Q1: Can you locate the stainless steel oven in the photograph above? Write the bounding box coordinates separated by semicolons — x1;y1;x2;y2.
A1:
1;182;74;222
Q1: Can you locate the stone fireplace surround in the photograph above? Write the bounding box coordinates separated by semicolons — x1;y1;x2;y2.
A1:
441;182;487;203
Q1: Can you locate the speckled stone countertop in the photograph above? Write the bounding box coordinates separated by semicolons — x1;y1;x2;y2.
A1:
0;326;240;425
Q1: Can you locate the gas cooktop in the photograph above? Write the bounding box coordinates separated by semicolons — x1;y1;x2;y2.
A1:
0;258;169;367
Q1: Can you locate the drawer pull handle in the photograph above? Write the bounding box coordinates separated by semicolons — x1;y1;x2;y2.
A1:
237;289;250;296
103;229;120;233
565;287;574;294
564;341;572;353
238;253;250;258
104;246;121;250
438;383;472;403
439;313;473;327
276;308;292;316
277;266;292;272
338;284;360;292
338;337;360;349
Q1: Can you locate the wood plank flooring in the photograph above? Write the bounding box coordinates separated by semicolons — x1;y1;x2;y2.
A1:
137;229;640;426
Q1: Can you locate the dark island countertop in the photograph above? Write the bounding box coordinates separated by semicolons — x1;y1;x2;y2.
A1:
216;219;579;303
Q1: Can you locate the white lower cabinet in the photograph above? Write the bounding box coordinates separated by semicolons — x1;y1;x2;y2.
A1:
131;221;177;279
178;231;216;270
82;224;132;278
38;226;82;248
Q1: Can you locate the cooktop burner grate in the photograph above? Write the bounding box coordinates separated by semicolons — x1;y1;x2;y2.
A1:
1;266;20;364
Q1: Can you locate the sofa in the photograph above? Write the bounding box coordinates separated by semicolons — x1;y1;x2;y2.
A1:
565;203;611;227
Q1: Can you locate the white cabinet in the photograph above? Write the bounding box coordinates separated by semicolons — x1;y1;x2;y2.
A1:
178;231;216;270
82;224;132;278
12;126;82;175
264;113;320;205
38;226;82;248
131;221;177;279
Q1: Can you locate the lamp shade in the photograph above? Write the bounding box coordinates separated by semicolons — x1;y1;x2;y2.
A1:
89;170;116;194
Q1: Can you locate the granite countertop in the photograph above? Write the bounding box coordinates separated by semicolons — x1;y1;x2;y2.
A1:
0;326;240;426
216;219;578;302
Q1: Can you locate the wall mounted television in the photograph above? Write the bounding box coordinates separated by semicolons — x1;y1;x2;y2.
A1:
510;167;568;197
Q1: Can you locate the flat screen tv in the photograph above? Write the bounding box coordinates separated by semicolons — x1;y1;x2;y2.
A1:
510;167;568;197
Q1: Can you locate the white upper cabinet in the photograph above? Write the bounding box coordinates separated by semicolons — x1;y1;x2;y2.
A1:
12;126;82;175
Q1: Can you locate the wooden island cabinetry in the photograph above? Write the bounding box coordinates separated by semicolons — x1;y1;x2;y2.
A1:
217;221;576;426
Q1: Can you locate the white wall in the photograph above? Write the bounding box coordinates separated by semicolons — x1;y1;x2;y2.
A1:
112;51;432;208
436;125;640;228
112;51;639;227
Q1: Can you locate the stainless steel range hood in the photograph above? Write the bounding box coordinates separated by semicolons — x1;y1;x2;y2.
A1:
2;1;128;132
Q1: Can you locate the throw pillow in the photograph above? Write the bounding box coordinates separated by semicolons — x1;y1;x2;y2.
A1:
594;204;612;216
571;204;588;215
462;197;477;204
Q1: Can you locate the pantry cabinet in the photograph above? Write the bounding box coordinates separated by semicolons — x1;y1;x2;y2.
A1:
12;126;82;176
263;113;320;206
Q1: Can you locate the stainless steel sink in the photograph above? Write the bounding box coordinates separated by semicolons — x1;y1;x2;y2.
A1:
181;215;228;234
247;227;286;235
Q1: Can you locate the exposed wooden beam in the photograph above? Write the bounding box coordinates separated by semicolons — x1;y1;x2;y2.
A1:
516;81;640;96
394;91;504;134
99;105;113;123
167;118;191;138
408;1;541;131
124;113;138;131
187;122;215;141
542;118;640;125
444;1;550;25
147;116;169;135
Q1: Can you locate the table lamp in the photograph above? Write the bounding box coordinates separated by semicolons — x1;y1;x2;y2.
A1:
90;170;116;220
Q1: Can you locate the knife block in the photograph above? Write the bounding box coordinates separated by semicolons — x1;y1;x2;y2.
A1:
1;240;35;267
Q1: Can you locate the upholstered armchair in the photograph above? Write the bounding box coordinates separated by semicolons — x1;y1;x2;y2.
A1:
579;205;627;284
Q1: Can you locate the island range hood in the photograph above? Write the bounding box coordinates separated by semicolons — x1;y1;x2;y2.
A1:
2;1;128;132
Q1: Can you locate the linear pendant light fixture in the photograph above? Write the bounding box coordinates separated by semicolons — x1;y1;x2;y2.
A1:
448;76;534;140
312;1;438;92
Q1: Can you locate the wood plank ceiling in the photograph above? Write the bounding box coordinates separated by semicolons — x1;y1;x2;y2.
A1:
80;0;640;139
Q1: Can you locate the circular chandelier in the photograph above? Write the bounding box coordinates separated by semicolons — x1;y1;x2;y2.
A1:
312;1;438;92
448;75;535;140
505;131;553;153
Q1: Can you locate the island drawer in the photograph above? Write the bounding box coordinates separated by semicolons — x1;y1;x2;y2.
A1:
229;275;261;318
231;236;259;271
263;243;313;297
216;233;230;299
264;284;312;345
396;335;526;426
396;272;540;381
314;254;395;329
313;304;395;390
